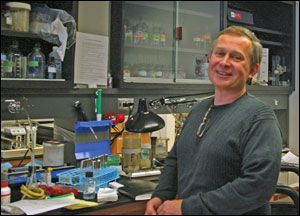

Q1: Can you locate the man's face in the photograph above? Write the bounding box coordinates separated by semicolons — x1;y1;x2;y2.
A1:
208;34;256;92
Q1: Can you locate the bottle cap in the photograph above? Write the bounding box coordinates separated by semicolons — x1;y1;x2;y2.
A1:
1;182;8;187
85;171;93;178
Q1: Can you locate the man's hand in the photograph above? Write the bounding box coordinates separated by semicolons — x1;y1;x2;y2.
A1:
145;197;163;215
157;200;183;215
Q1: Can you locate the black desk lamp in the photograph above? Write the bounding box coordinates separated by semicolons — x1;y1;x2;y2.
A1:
125;98;165;133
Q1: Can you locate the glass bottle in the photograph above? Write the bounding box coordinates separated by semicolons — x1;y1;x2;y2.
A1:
83;171;96;200
124;19;133;44
142;21;149;45
27;43;46;78
201;54;209;79
7;40;22;78
201;27;211;50
160;27;167;46
152;25;160;46
1;52;7;78
134;18;144;45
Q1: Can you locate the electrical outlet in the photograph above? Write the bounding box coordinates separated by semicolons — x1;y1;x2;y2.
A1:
118;98;134;110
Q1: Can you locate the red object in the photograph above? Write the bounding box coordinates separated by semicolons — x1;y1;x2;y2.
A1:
114;113;125;124
39;185;78;197
232;12;242;20
104;112;125;124
1;182;8;187
176;26;182;40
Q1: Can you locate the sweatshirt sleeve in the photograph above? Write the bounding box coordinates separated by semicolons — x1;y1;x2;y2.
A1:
182;106;282;215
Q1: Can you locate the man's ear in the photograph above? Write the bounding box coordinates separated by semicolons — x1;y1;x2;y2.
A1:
248;63;260;79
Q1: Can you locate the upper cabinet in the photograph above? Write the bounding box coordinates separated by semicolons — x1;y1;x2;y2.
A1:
110;1;221;89
1;1;78;89
111;1;296;91
225;1;296;90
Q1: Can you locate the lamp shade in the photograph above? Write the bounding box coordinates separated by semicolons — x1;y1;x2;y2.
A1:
125;98;165;133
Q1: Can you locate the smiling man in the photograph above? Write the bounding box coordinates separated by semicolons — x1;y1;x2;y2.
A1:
145;26;282;215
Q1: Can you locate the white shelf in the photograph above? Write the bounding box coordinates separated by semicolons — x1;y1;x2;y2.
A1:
124;77;173;83
1;78;66;81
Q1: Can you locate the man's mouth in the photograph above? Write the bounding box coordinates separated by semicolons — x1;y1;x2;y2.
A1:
216;71;231;76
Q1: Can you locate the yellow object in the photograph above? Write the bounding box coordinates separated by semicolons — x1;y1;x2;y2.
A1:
47;193;99;210
20;185;45;199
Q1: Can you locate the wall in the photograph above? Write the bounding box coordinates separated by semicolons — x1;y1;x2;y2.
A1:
78;1;110;36
289;2;299;155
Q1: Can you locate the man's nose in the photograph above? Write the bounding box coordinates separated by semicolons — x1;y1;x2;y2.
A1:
220;54;230;67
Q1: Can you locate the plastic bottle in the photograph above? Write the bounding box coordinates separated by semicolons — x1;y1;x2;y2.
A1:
47;57;56;79
107;73;113;88
83;171;96;200
7;40;22;78
1;182;11;206
48;46;62;79
27;43;46;78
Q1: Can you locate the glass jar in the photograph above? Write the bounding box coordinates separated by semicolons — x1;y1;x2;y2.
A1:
83;171;96;200
122;132;141;173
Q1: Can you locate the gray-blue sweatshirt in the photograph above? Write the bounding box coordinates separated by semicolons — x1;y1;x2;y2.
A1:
152;92;282;215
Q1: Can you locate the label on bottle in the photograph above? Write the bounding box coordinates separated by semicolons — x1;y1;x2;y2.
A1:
48;66;56;73
28;61;39;67
6;17;12;25
3;60;13;72
153;34;160;41
143;33;149;40
135;31;143;38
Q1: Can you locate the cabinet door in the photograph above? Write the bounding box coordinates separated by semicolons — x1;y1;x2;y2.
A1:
111;1;221;88
175;1;220;84
122;1;175;84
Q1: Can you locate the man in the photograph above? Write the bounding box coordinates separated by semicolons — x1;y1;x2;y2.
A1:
145;26;282;215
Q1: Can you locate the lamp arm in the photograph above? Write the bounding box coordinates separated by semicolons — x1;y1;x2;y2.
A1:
149;93;214;108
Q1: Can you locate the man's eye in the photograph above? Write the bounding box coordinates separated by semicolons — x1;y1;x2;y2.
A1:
232;55;243;61
215;51;224;56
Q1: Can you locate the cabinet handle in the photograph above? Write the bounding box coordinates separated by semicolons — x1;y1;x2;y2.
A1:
176;26;182;40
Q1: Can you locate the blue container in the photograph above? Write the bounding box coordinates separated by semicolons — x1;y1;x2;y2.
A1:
74;120;114;160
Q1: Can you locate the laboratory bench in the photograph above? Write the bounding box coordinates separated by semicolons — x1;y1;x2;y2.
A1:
7;175;159;215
